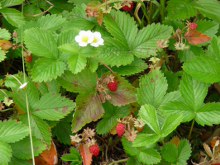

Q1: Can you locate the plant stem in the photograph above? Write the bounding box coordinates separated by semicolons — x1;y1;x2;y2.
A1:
101;63;114;73
160;0;166;22
21;3;35;165
109;158;128;165
188;120;195;140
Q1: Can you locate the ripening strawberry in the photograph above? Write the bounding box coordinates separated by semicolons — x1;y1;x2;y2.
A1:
107;81;118;92
121;2;134;12
89;144;100;157
116;123;125;137
189;22;198;30
25;55;32;63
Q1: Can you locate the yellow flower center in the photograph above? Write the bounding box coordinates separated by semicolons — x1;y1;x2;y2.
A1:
93;37;98;43
82;36;88;42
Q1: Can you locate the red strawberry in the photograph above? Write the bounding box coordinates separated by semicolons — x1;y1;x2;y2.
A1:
189;22;198;30
89;144;100;157
116;123;125;137
25;55;32;63
122;2;134;12
107;81;118;92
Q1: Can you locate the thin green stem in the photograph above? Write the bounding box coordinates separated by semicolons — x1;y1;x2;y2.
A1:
21;3;35;165
188;120;195;140
109;158;128;165
160;0;166;22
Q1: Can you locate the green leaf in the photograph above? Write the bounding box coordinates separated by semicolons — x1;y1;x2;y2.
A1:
195;0;220;23
161;139;191;164
68;54;87;74
0;8;25;27
33;93;75;121
97;38;134;67
208;36;220;60
137;148;161;165
112;58;148;76
161;114;183;137
0;120;29;143
0;48;6;62
32;58;66;82
104;10;138;48
58;69;97;93
127;157;142;165
121;137;141;156
161;143;178;163
0;141;12;165
96;103;130;135
0;28;11;40
9;157;32;165
167;0;197;20
108;75;136;106
133;134;160;148
183;56;220;83
179;73;209;110
139;104;160;134
24;28;59;58
72;93;104;132
52;114;72;145
159;91;181;108
122;137;161;164
11;136;46;160
37;14;66;31
137;70;168;108
196;103;220;126
20;115;51;146
0;0;24;8
160;101;195;122
133;24;173;58
61;147;82;164
58;30;78;46
196;20;219;37
177;140;191;164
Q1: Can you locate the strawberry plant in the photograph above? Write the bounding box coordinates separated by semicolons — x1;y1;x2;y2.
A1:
0;0;220;164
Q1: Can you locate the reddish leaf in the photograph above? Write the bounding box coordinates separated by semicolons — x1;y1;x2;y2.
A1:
35;141;58;165
79;144;92;165
184;29;211;45
108;75;136;106
72;93;104;132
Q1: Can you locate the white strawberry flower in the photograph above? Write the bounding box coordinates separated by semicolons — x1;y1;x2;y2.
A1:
75;30;94;47
90;32;104;47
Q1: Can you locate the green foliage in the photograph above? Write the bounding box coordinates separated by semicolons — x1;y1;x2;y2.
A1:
133;104;182;148
167;0;197;20
122;137;161;165
24;28;59;58
137;70;168;108
32;93;75;121
161;139;191;164
61;147;82;165
0;0;24;8
96;103;130;135
183;37;220;83
1;0;220;164
0;120;29;143
52;114;72;145
0;28;11;40
0;141;12;165
112;58;148;76
11;137;46;160
194;0;220;23
0;8;25;27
